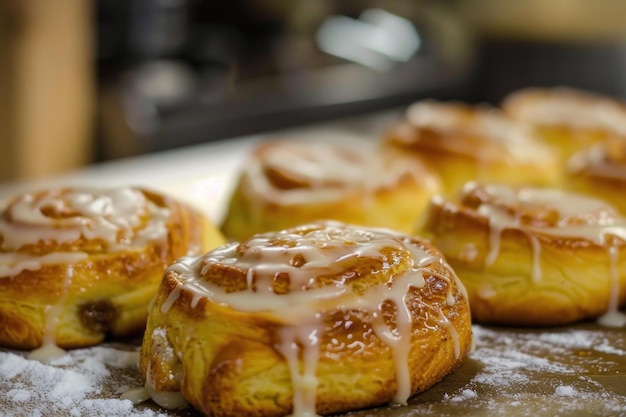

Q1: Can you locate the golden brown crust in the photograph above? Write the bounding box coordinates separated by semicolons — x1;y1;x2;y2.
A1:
502;87;626;131
502;87;626;166
221;140;441;242
418;182;626;326
383;100;559;196
565;140;626;215
141;222;472;417
0;186;225;349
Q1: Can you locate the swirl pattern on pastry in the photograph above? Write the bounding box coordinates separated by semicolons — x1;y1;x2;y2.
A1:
139;221;472;417
0;186;225;355
502;87;626;165
503;87;626;134
418;181;626;327
221;140;441;242
383;100;558;195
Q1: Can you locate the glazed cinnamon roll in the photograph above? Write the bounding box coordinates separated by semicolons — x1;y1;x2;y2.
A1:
502;87;626;167
418;182;626;327
0;186;225;355
138;221;472;417
566;140;626;215
383;100;559;196
221;139;441;242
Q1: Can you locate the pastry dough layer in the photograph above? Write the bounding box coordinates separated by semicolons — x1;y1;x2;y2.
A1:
0;187;225;349
418;182;626;326
141;222;472;417
503;87;626;167
566;140;626;215
221;140;441;242
383;100;558;195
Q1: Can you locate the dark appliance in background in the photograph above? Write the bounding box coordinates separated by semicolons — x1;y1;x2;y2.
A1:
464;0;626;104
96;0;626;162
95;0;478;161
477;40;626;104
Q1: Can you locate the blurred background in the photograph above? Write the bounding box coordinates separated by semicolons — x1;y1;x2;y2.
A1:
2;0;626;182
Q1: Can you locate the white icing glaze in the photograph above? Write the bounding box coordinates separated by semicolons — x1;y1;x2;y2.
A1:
242;141;438;206
597;310;626;327
158;222;466;415
0;187;175;357
0;252;88;278
0;187;171;255
598;246;626;327
568;145;626;182
477;283;497;300
505;88;626;135
276;324;323;417
404;101;553;164
27;265;75;362
139;328;188;410
369;269;424;405
457;182;626;324
119;386;151;404
144;362;188;410
437;310;461;359
27;341;67;362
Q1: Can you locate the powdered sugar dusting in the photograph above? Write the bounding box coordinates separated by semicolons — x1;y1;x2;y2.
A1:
554;385;578;397
347;324;626;417
432;325;626;416
0;345;168;417
1;324;626;417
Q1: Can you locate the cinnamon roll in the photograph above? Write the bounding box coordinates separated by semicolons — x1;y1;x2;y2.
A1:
383;100;559;196
221;140;441;242
566;140;626;215
0;186;225;355
418;182;626;327
502;87;626;167
139;221;472;417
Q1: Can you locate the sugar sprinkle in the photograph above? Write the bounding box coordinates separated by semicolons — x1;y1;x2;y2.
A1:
0;346;167;417
1;325;626;417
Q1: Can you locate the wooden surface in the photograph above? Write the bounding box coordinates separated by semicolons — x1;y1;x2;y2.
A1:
2;323;625;417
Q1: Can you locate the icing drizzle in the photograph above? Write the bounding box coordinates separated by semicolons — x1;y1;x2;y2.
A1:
154;222;466;416
400;101;554;164
456;182;626;326
0;187;171;259
568;141;626;182
504;87;626;135
0;187;174;358
243;141;439;206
